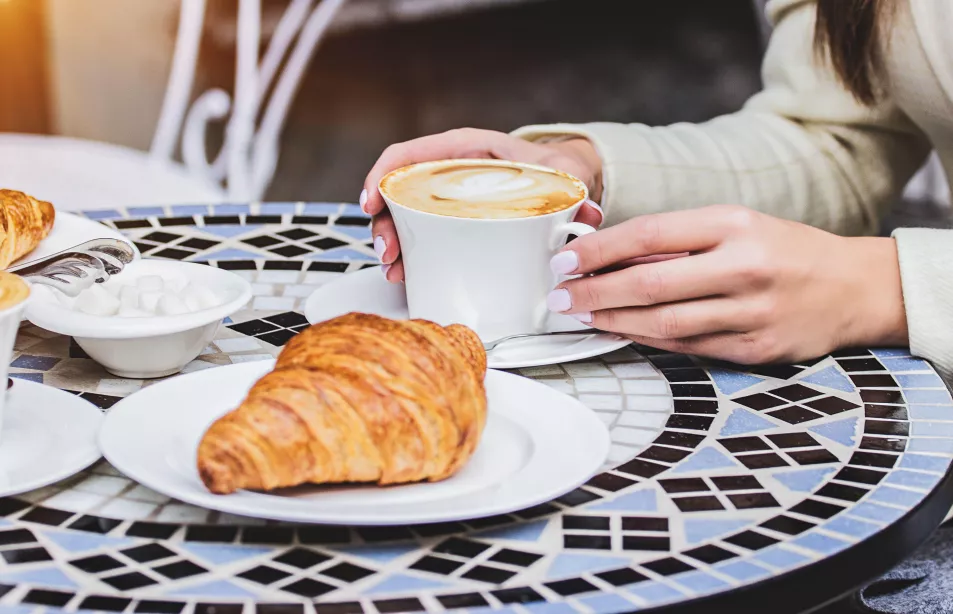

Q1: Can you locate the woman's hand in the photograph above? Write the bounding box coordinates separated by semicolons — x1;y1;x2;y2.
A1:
547;205;909;364
362;128;605;282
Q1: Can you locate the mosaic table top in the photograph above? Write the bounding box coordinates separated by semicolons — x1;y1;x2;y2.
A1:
1;203;952;614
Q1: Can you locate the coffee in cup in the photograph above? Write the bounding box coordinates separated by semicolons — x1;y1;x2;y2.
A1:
0;273;29;439
380;159;594;341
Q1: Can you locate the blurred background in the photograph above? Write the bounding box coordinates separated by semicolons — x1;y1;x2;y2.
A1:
0;0;948;229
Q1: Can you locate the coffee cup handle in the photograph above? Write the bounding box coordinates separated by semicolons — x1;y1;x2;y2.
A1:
551;222;597;251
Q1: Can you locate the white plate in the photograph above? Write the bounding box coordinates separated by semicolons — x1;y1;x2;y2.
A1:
0;380;103;497
304;267;631;369
9;211;138;271
100;360;610;525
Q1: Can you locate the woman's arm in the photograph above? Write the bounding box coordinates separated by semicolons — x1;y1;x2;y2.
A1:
512;0;932;235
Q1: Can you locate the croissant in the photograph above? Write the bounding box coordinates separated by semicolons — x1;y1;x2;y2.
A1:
0;189;55;269
197;313;488;495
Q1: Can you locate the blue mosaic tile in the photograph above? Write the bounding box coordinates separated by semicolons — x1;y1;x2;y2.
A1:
627;581;684;605
0;566;78;590
334;544;419;564
904;390;953;405
800;366;855;393
590;488;657;512
127;206;166;217
9;373;43;383
341;204;369;217
196;248;264;262
0;606;42;614
683;519;750;545
469;608;520;614
715;560;771;583
824;515;881;540
179;543;273;566
260;203;297;215
524;603;579;614
312;247;376;262
334;226;374;241
809;417;858;447
364;573;451;595
670;447;740;474
167;579;257;598
909;405;953;420
546;554;631;580
171;205;209;217
871;349;913;358
577;593;637;614
751;546;811;570
302;203;342;216
907;437;953;455
672;570;731;594
911;422;953;437
718;408;775;437
709;369;763;395
10;355;60;371
200;225;259;239
881;357;932;372
791;532;852;555
212;204;252;215
41;529;135;553
899;453;950;473
84;209;124;220
771;467;836;493
473;519;549;542
849;501;906;523
884;469;940;491
868;486;921;508
898;374;946;389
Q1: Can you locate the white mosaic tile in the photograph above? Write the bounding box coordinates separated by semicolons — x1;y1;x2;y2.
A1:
252;283;276;295
257;271;301;284
125;485;172;504
611;426;659;446
156;504;214;523
519;365;566;378
215;338;264;353
253;296;298;311
282;284;319;298
622;380;670;395
98;498;161;520
578;394;624;410
617;411;669;429
627;395;674;412
230;353;275;363
609;362;660;378
574;378;621;393
75;475;131;497
96;378;144;395
42;489;106;512
540;380;575;394
564;363;614;377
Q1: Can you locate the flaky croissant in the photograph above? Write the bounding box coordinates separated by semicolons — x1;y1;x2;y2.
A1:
197;313;488;495
0;189;55;269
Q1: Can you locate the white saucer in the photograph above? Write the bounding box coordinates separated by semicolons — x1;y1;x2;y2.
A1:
304;267;631;369
100;360;610;525
9;211;138;271
0;380;103;497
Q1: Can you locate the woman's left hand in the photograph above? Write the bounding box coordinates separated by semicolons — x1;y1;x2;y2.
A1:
547;205;909;364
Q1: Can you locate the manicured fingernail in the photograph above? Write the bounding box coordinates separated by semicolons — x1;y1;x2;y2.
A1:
550;251;579;275
374;235;386;261
546;289;572;313
381;263;392;279
571;311;593;324
587;199;604;224
359;189;368;212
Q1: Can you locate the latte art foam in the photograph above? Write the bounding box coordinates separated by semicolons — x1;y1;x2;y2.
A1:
381;162;586;219
0;273;28;311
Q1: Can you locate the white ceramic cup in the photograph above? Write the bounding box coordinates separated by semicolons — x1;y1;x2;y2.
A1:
0;285;29;440
380;159;595;341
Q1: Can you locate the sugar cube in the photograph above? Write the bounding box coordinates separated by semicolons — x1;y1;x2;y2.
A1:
136;275;164;293
75;283;120;316
157;293;189;316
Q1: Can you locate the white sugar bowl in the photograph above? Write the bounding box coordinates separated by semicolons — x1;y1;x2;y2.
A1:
25;260;253;379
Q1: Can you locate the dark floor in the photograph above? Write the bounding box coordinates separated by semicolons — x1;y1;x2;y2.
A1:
198;0;764;202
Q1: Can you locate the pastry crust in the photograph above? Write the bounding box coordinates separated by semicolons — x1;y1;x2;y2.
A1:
196;313;488;494
0;189;55;269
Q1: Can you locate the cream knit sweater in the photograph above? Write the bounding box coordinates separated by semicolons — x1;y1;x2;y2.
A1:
513;0;953;382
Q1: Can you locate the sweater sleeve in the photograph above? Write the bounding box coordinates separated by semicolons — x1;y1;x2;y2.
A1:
892;229;953;382
511;0;931;236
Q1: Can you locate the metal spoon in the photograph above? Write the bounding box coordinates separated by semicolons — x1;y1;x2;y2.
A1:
483;330;601;352
10;238;136;297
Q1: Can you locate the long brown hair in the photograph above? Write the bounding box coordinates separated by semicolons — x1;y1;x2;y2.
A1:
814;0;892;105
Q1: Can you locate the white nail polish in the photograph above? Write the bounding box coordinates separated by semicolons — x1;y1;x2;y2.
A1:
587;199;604;224
546;289;572;313
374;235;386;261
359;189;368;212
571;311;593;324
381;263;392;279
551;251;579;276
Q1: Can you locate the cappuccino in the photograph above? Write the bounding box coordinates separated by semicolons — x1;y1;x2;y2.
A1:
0;273;28;311
380;160;586;220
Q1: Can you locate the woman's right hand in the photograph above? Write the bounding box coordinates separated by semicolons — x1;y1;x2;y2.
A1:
361;128;606;282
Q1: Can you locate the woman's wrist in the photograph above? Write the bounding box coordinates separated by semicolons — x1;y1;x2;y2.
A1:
546;138;604;202
844;237;909;348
